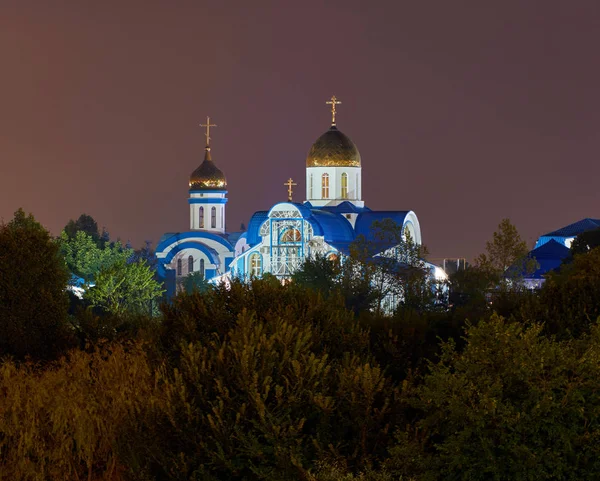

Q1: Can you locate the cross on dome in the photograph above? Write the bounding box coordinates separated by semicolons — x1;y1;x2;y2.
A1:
326;95;342;126
200;116;217;150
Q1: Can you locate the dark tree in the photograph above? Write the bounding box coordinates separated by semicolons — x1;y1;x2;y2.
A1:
0;209;72;360
129;240;158;271
64;213;100;242
570;227;600;257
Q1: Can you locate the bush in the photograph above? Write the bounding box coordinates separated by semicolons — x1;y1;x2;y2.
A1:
0;343;154;481
387;315;600;480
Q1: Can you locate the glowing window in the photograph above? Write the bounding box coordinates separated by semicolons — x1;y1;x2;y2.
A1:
177;258;182;276
341;173;348;199
249;253;262;277
327;253;338;261
200;258;205;279
188;255;194;273
280;228;301;243
199;206;204;228
321;173;329;198
211;207;216;228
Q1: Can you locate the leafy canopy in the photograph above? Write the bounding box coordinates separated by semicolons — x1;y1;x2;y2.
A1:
0;209;72;360
60;230;132;283
85;259;164;316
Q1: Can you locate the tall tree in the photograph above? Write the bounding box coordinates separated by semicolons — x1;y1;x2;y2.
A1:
476;218;529;273
350;219;433;314
475;218;537;293
0;209;72;360
63;213;100;242
60;230;132;283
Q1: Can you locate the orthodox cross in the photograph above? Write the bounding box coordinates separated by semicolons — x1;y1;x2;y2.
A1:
326;95;341;126
284;178;297;202
200;116;217;148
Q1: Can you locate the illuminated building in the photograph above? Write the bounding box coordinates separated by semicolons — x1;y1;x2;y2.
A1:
156;99;444;300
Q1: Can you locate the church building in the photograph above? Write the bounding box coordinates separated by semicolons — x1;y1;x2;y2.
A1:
156;97;438;298
155;117;238;298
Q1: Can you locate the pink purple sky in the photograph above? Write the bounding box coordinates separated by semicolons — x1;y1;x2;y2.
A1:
2;1;600;260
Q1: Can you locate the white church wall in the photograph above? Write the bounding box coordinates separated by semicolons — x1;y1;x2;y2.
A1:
166;248;215;280
306;166;363;207
189;191;227;232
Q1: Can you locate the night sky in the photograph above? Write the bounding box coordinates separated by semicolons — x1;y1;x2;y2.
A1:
2;1;600;261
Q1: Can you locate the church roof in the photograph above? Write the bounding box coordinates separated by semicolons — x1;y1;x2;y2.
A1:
189;149;227;191
306;126;361;168
525;239;571;279
542;218;600;238
156;231;234;253
316;201;372;214
355;211;412;241
246;211;269;245
308;209;355;244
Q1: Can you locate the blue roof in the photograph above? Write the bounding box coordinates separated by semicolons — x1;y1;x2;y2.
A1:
526;239;570;279
543;218;600;237
246;211;269;245
243;206;414;257
317;201;372;215
354;211;410;241
307;209;355;244
156;231;234;252
226;231;244;245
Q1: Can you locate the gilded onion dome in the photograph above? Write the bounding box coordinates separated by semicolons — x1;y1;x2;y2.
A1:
189;149;227;191
306;125;361;168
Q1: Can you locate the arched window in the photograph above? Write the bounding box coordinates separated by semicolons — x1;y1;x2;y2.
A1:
341;172;348;199
309;174;313;198
280;228;301;243
177;258;182;276
249;253;262;277
188;255;194;273
199;206;204;228
321;173;329;199
200;259;205;279
211;207;217;228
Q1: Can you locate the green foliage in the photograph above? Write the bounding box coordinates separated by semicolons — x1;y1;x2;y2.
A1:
475;218;537;293
180;271;212;294
146;299;397;479
63;213;100;242
5;211;600;480
476;218;529;273
570;228;600;257
160;278;371;362
448;266;490;313
350;219;437;315
292;254;341;294
387;315;600;480
0;343;154;481
0;209;72;360
294;219;438;316
293;254;377;314
60;230;132;283
520;246;600;337
85;259;164;316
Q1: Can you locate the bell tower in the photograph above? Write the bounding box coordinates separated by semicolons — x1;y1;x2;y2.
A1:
188;117;228;233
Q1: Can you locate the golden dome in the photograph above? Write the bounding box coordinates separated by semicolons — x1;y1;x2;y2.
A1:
189;149;227;191
306;126;361;168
